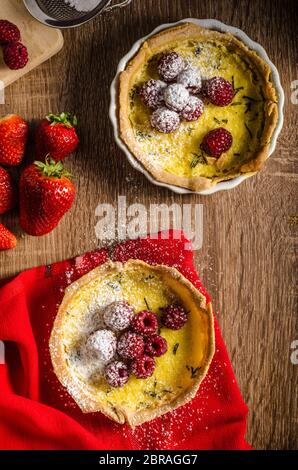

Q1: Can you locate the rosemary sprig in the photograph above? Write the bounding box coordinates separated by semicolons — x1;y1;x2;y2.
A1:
186;365;201;379
245;102;252;114
129;85;140;101
190;152;207;168
233;86;244;96
243;95;260;102
173;343;179;355
245;123;253;138
136;130;152;141
144;297;150;310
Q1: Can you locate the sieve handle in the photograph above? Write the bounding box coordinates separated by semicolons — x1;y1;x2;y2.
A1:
102;0;132;12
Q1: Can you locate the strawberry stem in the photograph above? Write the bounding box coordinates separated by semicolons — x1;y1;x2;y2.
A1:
34;156;72;179
46;112;77;128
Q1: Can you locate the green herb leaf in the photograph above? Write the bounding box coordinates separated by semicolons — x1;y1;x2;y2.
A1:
136;130;152;142
243;95;260;102
190;152;207;168
173;343;179;355
233;86;244;96
190;366;201;379
186;365;201;379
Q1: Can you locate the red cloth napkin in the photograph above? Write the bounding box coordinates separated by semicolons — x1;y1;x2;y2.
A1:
0;230;251;450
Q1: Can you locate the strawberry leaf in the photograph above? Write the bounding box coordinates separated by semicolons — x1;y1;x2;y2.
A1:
46;112;78;128
34;156;72;179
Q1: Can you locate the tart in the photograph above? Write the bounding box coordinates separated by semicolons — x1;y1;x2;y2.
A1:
118;22;279;191
50;260;215;426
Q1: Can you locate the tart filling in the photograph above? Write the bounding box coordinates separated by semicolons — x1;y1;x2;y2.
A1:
50;260;215;426
119;23;279;191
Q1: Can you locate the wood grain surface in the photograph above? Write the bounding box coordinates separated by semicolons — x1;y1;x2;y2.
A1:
0;0;297;450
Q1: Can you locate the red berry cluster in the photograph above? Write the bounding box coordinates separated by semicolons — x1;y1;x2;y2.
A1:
104;303;189;388
139;51;235;158
0;20;28;70
140;52;204;134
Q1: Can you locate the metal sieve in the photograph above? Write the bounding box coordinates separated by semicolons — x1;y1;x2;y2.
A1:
23;0;132;28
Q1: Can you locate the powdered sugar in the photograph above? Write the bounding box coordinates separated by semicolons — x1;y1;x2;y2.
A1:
151;107;180;134
117;331;144;360
64;0;100;12
176;67;202;93
103;300;135;332
164;83;189;112
82;329;117;362
105;360;129;388
158;52;185;82
180;95;204;122
140;79;167;109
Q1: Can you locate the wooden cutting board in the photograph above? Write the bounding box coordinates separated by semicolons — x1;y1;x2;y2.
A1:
0;0;64;88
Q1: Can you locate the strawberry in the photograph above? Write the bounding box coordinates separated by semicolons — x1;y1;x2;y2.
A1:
0;223;17;251
0;114;29;166
19;157;76;236
0;166;16;214
35;112;79;162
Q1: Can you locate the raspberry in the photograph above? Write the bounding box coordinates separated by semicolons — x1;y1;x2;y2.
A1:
131;355;155;379
3;42;28;70
203;76;234;106
117;331;144;360
83;329;117;363
161;304;188;330
140;79;166;109
164;83;189;112
176;67;202;93
158;52;185;82
103;300;134;332
0;20;21;45
105;361;129;388
180;96;204;122
151;107;180;134
131;311;158;335
200;127;233;157
144;334;168;357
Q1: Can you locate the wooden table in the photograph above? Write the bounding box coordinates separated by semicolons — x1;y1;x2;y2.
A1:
0;0;297;450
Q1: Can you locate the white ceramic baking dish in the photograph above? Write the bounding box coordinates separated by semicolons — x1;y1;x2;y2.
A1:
109;18;284;195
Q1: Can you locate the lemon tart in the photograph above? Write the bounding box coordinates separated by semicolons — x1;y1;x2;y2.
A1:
50;260;215;426
118;22;279;191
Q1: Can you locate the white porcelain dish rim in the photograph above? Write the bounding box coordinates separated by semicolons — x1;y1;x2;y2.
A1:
109;18;284;195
